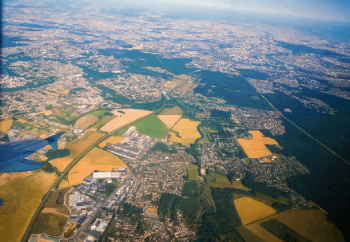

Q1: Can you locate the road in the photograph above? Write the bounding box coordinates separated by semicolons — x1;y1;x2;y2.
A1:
22;98;167;242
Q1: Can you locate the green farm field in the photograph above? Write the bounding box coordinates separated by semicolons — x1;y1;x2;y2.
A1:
31;213;68;236
133;115;168;138
187;164;200;182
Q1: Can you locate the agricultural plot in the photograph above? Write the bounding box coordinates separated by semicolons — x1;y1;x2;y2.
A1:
49;105;82;124
68;147;126;185
179;198;198;216
235;197;277;225
202;174;233;208
0;119;13;133
187;164;200;182
237;130;279;158
0;171;57;242
74;114;99;129
50;131;105;172
43;91;59;96
89;109;111;117
159;106;183;115
133;115;169;138
198;127;217;144
91;115;115;130
31;213;68;236
98;136;125;148
167;119;201;147
182;181;198;198
100;109;152;132
57;179;71;190
244;209;344;242
157;115;182;129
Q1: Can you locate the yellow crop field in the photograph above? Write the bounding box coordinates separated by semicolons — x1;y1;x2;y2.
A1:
235;197;277;225
50;157;73;173
159;106;183;115
243;209;344;242
74;114;99;129
44;110;52;116
50;131;105;172
167;119;201;147
146;207;158;214
98;136;125;148
44;91;59;96
16;118;28;123
68;147;127;185
0;171;57;242
273;209;344;242
58;179;71;190
0;119;13;133
237;130;279;158
157;115;182;129
100;109;153;132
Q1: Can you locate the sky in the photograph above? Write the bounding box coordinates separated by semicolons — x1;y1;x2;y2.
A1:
94;0;350;22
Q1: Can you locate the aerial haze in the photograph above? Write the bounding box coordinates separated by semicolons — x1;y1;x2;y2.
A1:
1;0;349;241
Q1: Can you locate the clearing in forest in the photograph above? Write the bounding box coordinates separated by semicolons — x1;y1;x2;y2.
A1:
237;130;279;158
157;115;182;129
167;119;201;147
100;109;152;132
68;147;126;185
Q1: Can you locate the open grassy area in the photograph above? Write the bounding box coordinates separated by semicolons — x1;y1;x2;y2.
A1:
68;147;126;185
198;127;217;144
74;114;99;129
31;213;68;236
89;109;110;117
187;164;200;182
159;106;183;115
202;173;233;208
63;223;76;238
133;115;169;138
0;171;57;242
